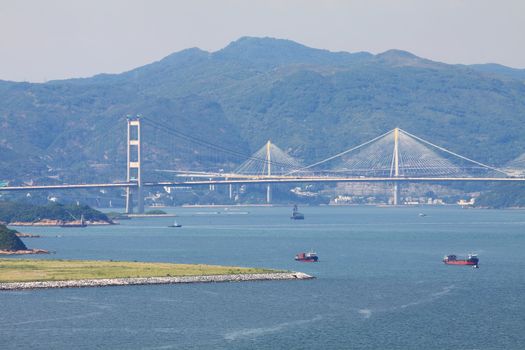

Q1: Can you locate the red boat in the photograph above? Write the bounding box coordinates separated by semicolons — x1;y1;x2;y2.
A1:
295;251;318;262
443;254;479;268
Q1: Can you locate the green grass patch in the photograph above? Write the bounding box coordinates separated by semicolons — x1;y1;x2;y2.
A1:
0;259;282;283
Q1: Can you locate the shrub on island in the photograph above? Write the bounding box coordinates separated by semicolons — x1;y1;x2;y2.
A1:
145;209;167;215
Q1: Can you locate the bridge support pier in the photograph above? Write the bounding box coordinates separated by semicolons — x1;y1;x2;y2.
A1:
137;185;144;214
393;183;400;206
266;184;271;204
125;190;133;213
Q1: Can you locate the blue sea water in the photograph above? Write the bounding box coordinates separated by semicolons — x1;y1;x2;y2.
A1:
1;206;525;349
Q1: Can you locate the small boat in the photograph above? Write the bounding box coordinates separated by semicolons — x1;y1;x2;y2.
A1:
418;213;427;217
295;251;318;262
60;214;87;228
290;205;304;220
443;253;479;268
168;220;182;228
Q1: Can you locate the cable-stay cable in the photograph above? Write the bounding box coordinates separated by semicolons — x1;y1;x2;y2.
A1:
287;127;508;178
286;129;394;175
399;129;509;176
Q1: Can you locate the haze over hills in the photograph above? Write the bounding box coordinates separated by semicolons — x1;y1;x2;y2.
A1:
1;36;525;185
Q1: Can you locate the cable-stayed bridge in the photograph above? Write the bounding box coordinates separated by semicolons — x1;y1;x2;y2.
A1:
1;117;524;212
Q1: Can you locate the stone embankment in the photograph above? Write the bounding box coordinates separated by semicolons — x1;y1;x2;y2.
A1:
0;249;50;255
15;232;41;238
0;272;314;290
9;219;112;226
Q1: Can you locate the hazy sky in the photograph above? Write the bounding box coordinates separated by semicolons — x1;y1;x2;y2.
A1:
1;0;524;82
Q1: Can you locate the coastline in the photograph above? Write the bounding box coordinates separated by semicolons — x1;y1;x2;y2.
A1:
15;232;41;238
8;219;112;226
126;214;177;218
0;272;314;290
0;249;50;255
181;204;272;208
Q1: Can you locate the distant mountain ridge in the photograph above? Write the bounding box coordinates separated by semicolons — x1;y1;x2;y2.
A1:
468;63;525;81
0;37;524;185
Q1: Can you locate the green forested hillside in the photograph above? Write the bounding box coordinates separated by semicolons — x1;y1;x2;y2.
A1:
1;37;524;185
0;201;110;223
474;184;525;208
0;225;27;251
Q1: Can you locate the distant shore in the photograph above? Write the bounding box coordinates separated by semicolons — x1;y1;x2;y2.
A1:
15;232;40;238
125;214;177;218
180;204;272;208
8;219;112;226
0;272;313;290
0;249;50;255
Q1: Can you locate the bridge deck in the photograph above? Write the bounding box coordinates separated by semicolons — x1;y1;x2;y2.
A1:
1;177;525;191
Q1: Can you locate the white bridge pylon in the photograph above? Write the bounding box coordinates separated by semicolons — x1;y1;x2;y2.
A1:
290;127;510;178
235;140;304;203
235;140;303;176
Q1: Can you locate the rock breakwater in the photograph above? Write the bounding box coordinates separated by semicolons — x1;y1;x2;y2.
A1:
0;249;50;255
9;219;112;226
0;272;314;290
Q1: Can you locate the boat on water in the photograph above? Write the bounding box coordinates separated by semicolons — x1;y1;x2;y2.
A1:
418;213;427;217
443;253;479;268
60;214;87;228
291;205;304;220
168;220;182;228
295;251;318;262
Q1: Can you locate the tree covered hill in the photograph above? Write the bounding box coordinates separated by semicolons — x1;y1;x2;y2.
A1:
0;201;110;224
1;37;525;184
0;225;27;251
474;184;525;208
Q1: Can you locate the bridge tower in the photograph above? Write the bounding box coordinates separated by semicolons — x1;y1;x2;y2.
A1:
392;127;400;205
266;140;272;204
125;116;144;214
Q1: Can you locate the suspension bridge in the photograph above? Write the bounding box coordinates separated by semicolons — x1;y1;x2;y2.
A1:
1;116;524;212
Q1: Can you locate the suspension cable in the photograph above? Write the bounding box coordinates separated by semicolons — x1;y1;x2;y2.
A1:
141;117;302;170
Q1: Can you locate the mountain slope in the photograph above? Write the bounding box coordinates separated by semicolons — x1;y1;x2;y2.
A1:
468;63;525;81
0;37;524;185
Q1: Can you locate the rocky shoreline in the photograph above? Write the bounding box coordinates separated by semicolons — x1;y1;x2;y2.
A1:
0;249;50;255
15;232;41;238
9;219;112;226
0;272;314;290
